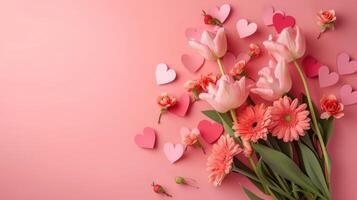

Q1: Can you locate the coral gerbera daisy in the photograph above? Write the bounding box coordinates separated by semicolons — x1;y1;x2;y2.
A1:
207;135;242;186
269;96;311;142
233;104;271;142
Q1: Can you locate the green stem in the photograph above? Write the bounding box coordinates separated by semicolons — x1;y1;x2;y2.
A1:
292;60;331;186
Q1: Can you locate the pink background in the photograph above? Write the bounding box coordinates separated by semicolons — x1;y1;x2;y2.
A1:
0;0;357;199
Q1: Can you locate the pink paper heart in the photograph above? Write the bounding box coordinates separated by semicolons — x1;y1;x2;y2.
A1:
262;6;284;26
185;27;204;41
168;93;190;117
156;63;176;85
273;13;295;33
221;52;250;71
181;53;205;73
337;52;357;75
197;120;223;144
302;55;322;78
209;4;231;23
318;66;339;88
236;19;258;38
340;84;357;105
163;143;184;163
134;127;156;149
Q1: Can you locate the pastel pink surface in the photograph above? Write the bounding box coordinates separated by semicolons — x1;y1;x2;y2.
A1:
302;55;322;78
340;85;357;105
273;13;296;33
236;19;258;38
181;53;205;73
197;120;224;144
318;66;339;88
163;143;184;163
262;6;284;26
1;0;357;200
155;63;176;85
337;52;357;75
209;4;231;23
168;93;190;117
185;27;204;41
221;52;250;70
134;127;156;149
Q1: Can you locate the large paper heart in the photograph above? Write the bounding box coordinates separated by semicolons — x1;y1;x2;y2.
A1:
221;52;250;71
181;53;205;73
197;120;223;144
236;19;258;38
209;4;231;23
273;13;295;33
156;63;176;85
185;27;204;41
337;52;357;75
134;127;156;149
302;55;322;78
340;84;357;105
163;143;184;163
318;66;339;88
262;6;284;26
168;93;190;117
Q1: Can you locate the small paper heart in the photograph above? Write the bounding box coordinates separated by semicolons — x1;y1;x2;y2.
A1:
155;63;176;85
134;127;156;149
262;6;284;26
197;120;223;144
340;84;357;105
168;93;190;117
273;13;295;33
236;19;258;38
210;4;231;23
181;53;205;73
337;52;357;75
222;52;250;71
318;66;339;88
163;143;184;163
302;55;322;78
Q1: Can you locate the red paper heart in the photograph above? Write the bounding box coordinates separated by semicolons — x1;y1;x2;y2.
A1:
197;120;223;144
168;93;190;117
273;13;295;33
302;55;322;78
134;127;156;149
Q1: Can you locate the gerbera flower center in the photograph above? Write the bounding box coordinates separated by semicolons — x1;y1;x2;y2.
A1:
252;121;258;128
284;114;292;122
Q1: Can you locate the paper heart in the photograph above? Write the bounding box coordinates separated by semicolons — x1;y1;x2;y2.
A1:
340;84;357;105
222;52;250;71
209;4;231;23
181;53;205;73
185;27;204;41
236;19;258;38
273;13;295;33
318;66;339;88
156;63;176;85
134;127;156;149
302;55;322;78
163;143;184;163
337;52;357;75
262;6;284;26
197;120;223;144
168;93;190;117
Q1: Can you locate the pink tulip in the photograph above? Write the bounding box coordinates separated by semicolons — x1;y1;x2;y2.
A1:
199;75;250;113
263;26;306;62
188;28;227;60
251;59;292;101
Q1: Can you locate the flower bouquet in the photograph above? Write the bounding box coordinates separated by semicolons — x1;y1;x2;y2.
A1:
183;15;342;200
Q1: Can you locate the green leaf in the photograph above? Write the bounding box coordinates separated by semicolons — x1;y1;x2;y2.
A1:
242;186;264;200
298;142;330;198
217;113;235;137
252;143;320;195
320;117;334;145
202;110;221;123
277;139;293;158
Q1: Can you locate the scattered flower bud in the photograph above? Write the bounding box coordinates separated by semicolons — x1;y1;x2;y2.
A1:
175;176;199;189
230;60;247;78
317;9;336;39
202;10;222;26
157;93;177;124
320;94;344;119
181;128;206;154
152;182;172;197
199;73;220;91
248;43;261;57
184;80;201;102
